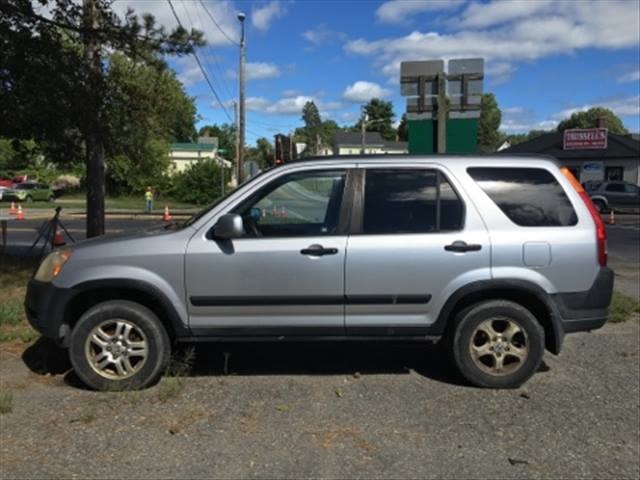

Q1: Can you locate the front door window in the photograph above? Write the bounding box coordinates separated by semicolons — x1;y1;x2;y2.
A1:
233;170;346;238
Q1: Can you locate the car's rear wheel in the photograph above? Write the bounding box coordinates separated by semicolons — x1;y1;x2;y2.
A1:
450;300;544;388
69;300;170;391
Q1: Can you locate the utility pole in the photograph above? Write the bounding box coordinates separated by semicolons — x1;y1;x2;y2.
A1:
83;0;105;237
237;12;246;183
436;72;447;153
360;113;368;155
233;100;239;186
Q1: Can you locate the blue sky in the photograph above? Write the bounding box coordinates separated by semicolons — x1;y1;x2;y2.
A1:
122;0;640;144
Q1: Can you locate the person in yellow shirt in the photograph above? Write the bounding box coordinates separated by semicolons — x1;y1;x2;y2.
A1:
144;186;154;213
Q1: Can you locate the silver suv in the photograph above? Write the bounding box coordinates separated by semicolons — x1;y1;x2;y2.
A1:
25;156;613;390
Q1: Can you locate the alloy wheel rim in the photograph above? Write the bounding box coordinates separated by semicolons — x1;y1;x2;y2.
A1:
85;319;149;380
469;316;529;376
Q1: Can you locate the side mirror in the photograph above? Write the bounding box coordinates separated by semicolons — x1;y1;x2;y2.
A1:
212;213;244;239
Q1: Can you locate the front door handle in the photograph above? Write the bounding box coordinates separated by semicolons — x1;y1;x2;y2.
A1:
444;241;482;253
300;244;338;256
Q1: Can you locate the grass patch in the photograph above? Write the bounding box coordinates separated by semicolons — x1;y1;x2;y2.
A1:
48;195;201;211
0;390;13;414
0;255;39;343
157;377;183;402
609;291;640;323
0;298;24;326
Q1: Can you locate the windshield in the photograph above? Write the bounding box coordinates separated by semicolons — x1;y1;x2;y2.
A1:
180;168;273;229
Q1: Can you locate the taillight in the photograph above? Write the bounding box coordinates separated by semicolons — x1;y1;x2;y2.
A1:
561;168;607;266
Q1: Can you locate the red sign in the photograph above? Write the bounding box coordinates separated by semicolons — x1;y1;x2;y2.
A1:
563;128;608;150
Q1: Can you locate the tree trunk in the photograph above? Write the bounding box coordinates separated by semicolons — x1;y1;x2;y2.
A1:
83;0;105;238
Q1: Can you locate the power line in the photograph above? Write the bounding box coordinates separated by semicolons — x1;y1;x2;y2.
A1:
167;0;233;122
181;0;235;102
198;0;240;47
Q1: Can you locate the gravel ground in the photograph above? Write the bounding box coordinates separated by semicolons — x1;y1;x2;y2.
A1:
1;320;638;480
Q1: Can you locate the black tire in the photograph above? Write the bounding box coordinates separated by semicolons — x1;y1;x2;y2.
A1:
450;300;545;389
592;199;606;213
69;300;171;391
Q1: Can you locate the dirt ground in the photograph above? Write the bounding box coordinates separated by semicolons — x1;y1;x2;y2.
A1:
1;320;638;480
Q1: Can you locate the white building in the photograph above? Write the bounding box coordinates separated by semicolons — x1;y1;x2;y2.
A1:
169;137;232;173
332;132;408;156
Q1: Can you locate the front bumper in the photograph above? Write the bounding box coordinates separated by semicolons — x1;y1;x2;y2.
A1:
25;279;74;343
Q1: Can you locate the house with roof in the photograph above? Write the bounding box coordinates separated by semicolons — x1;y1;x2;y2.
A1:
169;136;232;173
332;132;408;156
502;130;640;184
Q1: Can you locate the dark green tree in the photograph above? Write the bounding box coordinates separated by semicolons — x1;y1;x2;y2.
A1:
300;101;322;154
356;98;396;141
0;0;203;236
556;107;628;134
397;114;408;142
198;123;237;161
104;53;197;194
173;159;229;205
477;93;502;152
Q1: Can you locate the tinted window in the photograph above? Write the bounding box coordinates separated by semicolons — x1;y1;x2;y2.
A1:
363;169;464;234
234;170;345;237
605;183;625;192
468;167;577;227
624;183;639;194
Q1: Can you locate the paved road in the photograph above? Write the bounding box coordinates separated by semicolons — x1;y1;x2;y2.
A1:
4;213;638;297
605;213;640;298
1;321;638;479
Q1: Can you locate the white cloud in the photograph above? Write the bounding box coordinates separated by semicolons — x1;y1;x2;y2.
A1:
500;95;640;133
281;89;300;98
251;1;285;31
302;24;346;46
376;0;465;24
342;81;392;102
456;0;554;29
500;106;558;133
618;69;640;83
115;1;240;46
554;95;640;119
347;0;639;84
238;95;342;116
227;62;282;81
174;56;203;87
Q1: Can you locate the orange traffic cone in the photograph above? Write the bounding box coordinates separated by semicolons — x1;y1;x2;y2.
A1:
15;204;25;220
53;230;65;247
609;209;615;225
162;205;172;222
9;202;16;215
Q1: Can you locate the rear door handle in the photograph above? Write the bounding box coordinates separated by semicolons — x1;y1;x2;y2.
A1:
444;241;482;253
300;244;338;256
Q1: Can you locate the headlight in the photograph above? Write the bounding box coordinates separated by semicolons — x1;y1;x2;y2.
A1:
34;249;73;282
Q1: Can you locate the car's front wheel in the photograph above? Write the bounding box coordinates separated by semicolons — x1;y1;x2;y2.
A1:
450;300;544;388
69;300;171;390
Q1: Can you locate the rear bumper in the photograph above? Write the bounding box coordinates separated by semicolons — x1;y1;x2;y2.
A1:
547;267;614;350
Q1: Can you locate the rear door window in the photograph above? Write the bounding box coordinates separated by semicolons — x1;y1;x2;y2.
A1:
468;167;577;227
362;169;464;234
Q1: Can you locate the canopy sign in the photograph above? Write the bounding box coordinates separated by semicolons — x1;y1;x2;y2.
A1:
563;128;608;150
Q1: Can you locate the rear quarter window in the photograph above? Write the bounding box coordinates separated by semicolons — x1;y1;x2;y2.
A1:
467;167;577;227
